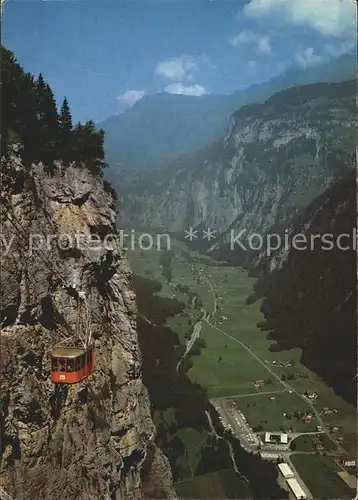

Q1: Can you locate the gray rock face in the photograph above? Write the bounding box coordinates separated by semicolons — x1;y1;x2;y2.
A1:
121;81;355;250
0;159;175;499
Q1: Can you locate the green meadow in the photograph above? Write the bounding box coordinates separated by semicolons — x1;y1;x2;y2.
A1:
127;238;357;498
291;454;356;499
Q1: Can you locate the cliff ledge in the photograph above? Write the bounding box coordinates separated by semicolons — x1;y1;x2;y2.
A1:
0;154;174;500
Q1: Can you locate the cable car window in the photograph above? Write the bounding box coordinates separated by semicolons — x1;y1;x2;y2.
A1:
51;357;58;371
88;348;92;362
80;354;85;368
66;358;74;372
58;358;66;372
75;356;81;371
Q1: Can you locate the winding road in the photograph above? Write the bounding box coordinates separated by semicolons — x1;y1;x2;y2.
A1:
217;388;289;399
200;271;346;456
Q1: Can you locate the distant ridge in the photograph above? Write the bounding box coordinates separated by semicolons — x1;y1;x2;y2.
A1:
100;53;355;173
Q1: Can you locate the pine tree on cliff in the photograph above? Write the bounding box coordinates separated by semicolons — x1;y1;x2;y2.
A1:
36;73;59;164
1;47;38;161
58;97;73;162
21;72;41;163
72;120;106;174
2;47;24;153
2;46;106;176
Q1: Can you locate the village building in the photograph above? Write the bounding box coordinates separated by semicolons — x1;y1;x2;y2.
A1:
277;463;294;479
286;477;307;499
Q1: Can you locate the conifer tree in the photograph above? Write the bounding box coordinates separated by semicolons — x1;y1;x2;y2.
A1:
1;47;38;161
58;97;73;161
59;97;72;132
2;45;107;176
36;74;59;164
21;72;40;163
72;120;106;174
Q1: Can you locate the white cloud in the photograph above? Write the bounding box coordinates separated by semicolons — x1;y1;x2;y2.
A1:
295;47;324;68
230;31;253;45
154;54;197;82
154;53;213;84
230;31;272;53
277;61;289;72
155;54;211;97
164;83;208;96
247;60;257;73
325;39;355;56
117;90;145;109
243;0;356;38
257;35;272;53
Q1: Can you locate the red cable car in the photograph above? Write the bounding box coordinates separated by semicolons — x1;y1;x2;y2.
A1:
51;344;94;384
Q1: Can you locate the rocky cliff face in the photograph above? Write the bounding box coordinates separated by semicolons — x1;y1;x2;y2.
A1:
0;153;174;499
121;80;355;242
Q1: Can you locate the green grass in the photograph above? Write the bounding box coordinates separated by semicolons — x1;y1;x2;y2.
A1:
153;407;176;427
172;260;216;312
176;428;206;452
128;238;357;493
130;242;356;441
202;260;356;454
291;454;356;499
166;314;192;345
153;409;213;482
291;433;337;452
175;428;209;478
188;323;281;398
175;468;250;499
232;392;318;432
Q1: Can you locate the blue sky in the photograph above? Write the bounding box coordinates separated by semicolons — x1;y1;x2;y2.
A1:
2;0;355;123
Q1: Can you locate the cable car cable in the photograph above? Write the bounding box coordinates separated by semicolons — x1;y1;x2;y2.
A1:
1;203;73;294
1;205;95;355
2;199;125;358
3;209;80;296
1;199;108;388
2;201;86;309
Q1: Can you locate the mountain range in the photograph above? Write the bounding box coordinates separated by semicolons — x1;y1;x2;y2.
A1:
107;67;356;406
100;53;355;178
117;79;356;240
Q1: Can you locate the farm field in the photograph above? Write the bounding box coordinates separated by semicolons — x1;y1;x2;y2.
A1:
290;454;356;499
188;322;282;398
175;468;250;499
129;243;256;497
291;433;337;452
201;258;357;457
175;427;209;477
127;238;357;498
231;392;318;432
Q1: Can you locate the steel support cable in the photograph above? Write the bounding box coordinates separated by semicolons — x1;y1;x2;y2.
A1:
27;197;109;347
2;204;102;335
23;187;124;339
75;293;86;349
1;200;121;345
84;293;92;347
1;203;78;340
1;201;71;291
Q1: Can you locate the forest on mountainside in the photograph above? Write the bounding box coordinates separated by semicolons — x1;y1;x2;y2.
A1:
254;169;356;405
1;46;106;174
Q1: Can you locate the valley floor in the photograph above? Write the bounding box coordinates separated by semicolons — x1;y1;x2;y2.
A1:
128;236;357;500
